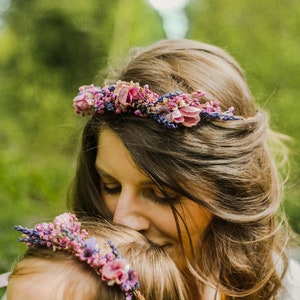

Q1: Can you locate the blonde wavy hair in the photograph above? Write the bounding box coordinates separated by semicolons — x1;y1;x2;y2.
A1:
69;39;291;299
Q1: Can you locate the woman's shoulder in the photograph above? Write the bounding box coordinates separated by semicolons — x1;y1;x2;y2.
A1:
278;258;300;300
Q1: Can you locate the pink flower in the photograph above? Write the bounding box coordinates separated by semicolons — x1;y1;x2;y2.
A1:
73;85;98;114
203;100;222;113
73;94;92;113
128;87;140;100
54;212;76;225
118;87;130;106
79;84;95;93
169;106;201;127
169;109;184;123
118;87;140;106
53;213;79;231
179;106;201;127
101;258;129;285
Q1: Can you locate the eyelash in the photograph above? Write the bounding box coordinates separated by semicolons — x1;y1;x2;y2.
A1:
154;196;180;205
146;189;180;205
102;184;121;195
101;183;180;205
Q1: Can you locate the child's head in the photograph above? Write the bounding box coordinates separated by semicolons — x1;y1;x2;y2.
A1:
8;249;103;300
7;213;188;300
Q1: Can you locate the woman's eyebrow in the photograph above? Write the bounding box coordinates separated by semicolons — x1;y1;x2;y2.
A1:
96;167;155;185
95;168;114;179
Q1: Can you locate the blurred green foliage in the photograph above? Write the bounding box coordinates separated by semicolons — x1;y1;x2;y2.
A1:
0;0;163;296
0;0;299;296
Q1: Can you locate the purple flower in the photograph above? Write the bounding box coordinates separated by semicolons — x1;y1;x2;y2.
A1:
83;237;97;257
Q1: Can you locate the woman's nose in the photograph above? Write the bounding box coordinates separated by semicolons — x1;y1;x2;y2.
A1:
112;190;150;232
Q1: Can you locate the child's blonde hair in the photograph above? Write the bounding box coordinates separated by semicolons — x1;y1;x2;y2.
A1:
8;220;189;299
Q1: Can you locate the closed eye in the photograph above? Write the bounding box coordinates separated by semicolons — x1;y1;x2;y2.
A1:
153;196;180;205
102;184;121;194
145;188;180;205
97;169;121;195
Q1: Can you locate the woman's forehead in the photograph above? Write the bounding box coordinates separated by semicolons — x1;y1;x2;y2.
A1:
96;128;151;183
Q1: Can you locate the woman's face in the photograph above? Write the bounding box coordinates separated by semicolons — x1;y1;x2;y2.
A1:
96;128;212;269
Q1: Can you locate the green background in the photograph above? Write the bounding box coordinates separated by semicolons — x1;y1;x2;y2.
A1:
0;1;299;296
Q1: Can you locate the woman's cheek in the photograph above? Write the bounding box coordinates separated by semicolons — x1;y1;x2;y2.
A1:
102;194;118;214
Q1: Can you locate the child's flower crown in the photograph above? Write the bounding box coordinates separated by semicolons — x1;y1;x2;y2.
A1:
73;80;240;129
15;212;145;300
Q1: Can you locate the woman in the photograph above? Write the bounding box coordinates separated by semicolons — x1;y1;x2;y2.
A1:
69;39;299;299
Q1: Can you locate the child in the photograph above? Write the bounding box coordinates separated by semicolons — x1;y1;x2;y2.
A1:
7;212;189;300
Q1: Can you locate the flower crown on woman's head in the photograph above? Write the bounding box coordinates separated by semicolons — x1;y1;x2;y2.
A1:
73;80;240;129
15;212;145;300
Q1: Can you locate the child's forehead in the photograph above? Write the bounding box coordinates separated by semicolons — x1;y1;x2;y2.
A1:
7;256;99;300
